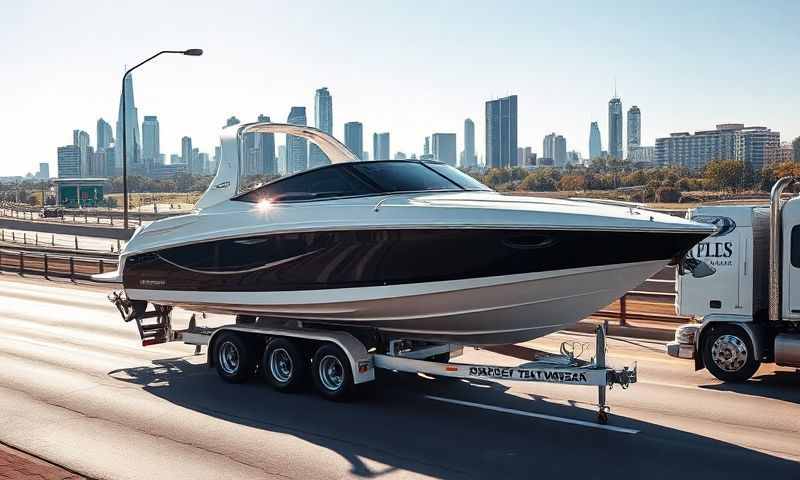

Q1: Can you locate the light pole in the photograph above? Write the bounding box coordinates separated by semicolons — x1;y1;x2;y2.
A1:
121;49;203;230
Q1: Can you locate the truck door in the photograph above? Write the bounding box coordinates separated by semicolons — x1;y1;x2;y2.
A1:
782;199;800;319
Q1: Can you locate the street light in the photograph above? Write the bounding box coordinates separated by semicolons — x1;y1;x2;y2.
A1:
120;49;203;230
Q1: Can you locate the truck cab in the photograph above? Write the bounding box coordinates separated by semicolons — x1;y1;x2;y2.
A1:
668;177;800;381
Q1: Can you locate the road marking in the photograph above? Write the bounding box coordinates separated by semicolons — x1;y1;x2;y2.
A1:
425;395;639;434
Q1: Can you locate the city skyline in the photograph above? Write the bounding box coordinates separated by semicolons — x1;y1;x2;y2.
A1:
1;1;799;176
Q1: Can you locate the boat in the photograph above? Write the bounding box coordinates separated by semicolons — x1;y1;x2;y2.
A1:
96;122;715;345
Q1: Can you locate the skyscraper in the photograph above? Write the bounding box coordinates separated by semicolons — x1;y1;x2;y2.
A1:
142;115;160;166
286;106;308;174
373;132;390;160
463;118;476;167
181;136;192;169
96;118;113;151
309;87;333;168
555;135;567;166
115;74;141;171
424;137;430;156
627;105;641;156
589;121;602;160
57;145;81;178
485;95;518;168
72;130;90;176
257;114;276;175
432;133;457;166
38;162;50;179
543;133;555;161
225;116;240;127
278;145;287;175
608;96;623;160
344;122;363;159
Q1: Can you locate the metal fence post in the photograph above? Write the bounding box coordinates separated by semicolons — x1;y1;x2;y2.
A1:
74;236;78;250
69;256;74;281
35;233;38;245
99;259;104;274
52;234;55;247
19;251;24;275
23;232;26;244
619;294;627;327
44;253;48;279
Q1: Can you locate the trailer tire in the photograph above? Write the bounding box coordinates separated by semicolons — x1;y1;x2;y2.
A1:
312;344;355;401
702;325;760;382
263;338;307;392
214;332;255;383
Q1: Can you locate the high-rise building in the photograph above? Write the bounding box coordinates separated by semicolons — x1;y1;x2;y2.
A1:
424;136;430;156
395;152;407;160
432;133;457;166
567;150;580;166
627;106;641;157
608;96;623;159
485;95;518;168
141;115;160;166
256;114;276;175
362;151;369;161
555;135;567;166
309;87;333;168
589;121;602;160
278;145;287;175
38;162;50;179
72;129;90;176
286;106;308;174
373;132;390;160
92;149;107;177
344;122;363;160
655;123;780;171
115;74;141;171
629;146;655;164
170;154;181;164
198;152;210;175
96;118;113;151
225;116;240;127
57;145;81;178
181;136;193;170
463;118;476;167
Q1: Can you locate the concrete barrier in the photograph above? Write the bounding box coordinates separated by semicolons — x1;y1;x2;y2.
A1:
0;218;133;240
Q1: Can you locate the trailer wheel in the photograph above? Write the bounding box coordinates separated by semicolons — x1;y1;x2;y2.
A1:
262;338;307;392
312;344;354;401
702;325;760;382
214;332;255;383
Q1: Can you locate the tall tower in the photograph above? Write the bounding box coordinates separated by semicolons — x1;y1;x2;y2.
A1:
589;121;602;160
373;132;390;160
310;87;333;168
141;116;160;166
608;94;623;160
344;122;363;160
432;133;457;166
286;106;308;174
256;114;276;175
485;95;518;168
463;118;475;167
72;129;90;176
115;74;141;171
96;118;113;151
627;105;641;156
543;133;556;160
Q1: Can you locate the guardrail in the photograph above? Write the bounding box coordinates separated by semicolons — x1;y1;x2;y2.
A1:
0;228;123;252
0;248;118;281
1;207;144;227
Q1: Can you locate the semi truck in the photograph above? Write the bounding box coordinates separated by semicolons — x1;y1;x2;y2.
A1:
667;177;800;381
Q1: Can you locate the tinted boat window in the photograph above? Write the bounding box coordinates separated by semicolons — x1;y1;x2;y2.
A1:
425;163;492;191
349;162;458;192
236;166;378;203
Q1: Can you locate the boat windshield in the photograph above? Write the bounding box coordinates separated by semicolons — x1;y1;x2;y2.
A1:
235;160;491;203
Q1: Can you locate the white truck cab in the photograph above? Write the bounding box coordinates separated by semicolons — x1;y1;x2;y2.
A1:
668;177;800;381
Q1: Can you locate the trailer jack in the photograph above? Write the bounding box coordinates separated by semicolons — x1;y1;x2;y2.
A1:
109;290;174;346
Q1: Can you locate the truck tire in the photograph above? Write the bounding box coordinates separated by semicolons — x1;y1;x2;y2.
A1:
214;332;256;383
702;325;760;382
312;344;355;401
263;338;307;392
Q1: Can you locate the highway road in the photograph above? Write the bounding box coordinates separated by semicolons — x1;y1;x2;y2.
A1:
0;274;799;479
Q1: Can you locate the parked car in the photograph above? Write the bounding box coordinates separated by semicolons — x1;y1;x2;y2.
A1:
40;206;64;218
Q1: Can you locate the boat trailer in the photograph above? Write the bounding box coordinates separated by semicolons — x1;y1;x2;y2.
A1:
109;290;636;424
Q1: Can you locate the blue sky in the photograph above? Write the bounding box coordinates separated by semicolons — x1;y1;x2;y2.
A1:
1;0;798;176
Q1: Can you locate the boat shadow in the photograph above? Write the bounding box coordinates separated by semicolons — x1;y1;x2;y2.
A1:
108;357;799;479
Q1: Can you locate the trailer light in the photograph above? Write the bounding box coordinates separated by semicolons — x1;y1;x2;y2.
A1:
358;361;370;373
445;366;458;372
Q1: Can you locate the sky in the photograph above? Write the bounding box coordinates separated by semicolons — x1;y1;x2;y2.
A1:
0;0;798;176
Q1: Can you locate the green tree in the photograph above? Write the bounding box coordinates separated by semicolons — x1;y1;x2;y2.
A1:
704;159;747;192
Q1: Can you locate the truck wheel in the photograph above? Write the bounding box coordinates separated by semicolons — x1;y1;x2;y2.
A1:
702;326;760;382
263;338;307;392
214;332;255;383
312;344;355;401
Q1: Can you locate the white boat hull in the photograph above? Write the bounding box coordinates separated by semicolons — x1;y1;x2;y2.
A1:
127;259;666;345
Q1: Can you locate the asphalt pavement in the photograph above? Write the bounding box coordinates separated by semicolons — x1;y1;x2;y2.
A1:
0;274;798;479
